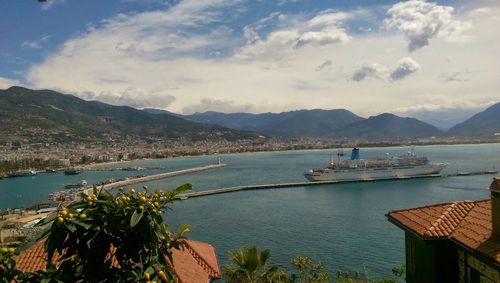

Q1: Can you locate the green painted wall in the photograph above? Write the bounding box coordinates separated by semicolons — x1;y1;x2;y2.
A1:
405;232;436;283
404;232;458;283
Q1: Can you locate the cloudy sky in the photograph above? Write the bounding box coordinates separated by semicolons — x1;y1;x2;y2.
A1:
0;0;499;126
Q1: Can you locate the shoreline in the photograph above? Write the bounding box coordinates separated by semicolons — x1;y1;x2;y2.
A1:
79;140;500;169
1;140;499;180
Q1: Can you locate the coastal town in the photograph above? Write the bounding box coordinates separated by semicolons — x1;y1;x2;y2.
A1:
1;0;500;281
1;135;499;178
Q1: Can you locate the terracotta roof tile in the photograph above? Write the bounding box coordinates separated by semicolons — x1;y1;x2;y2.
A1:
14;240;61;273
388;201;475;238
14;239;221;282
388;199;500;265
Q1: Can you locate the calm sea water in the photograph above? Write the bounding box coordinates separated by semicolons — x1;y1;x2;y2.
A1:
1;144;499;279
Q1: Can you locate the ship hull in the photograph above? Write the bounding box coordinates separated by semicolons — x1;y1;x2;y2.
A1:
304;163;447;182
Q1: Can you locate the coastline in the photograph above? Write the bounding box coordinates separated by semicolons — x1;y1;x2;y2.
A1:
1;140;499;180
79;140;500;170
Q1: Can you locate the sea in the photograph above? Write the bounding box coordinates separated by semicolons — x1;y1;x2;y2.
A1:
1;143;499;280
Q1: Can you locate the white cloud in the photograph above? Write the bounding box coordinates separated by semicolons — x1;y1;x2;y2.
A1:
78;88;176;109
236;10;351;59
389;57;421;81
182;98;262;114
41;0;65;11
351;63;388;81
22;35;50;49
0;77;21;89
295;28;350;48
384;0;472;52
26;0;500;117
316;60;332;72
351;57;420;82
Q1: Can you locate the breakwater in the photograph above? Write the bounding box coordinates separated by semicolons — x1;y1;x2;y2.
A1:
82;163;226;195
176;169;498;199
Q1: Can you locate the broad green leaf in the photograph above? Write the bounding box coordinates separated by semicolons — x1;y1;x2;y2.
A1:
130;209;144;228
70;219;91;230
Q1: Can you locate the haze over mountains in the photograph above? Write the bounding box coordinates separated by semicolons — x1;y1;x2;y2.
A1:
1;87;499;141
449;103;500;136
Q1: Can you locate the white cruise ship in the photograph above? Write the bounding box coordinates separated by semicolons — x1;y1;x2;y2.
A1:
304;148;447;182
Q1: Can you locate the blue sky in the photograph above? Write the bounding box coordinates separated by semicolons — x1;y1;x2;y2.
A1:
0;0;498;126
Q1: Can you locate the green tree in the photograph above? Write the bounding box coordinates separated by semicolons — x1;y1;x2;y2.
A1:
2;184;192;282
222;246;288;283
0;247;29;283
291;256;330;283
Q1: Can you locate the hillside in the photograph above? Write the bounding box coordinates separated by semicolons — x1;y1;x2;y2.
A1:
264;109;364;138
336;113;444;140
448;103;500;136
173;110;441;139
0;87;258;142
179;109;364;138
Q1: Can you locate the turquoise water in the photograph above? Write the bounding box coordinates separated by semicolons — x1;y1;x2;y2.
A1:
1;144;499;279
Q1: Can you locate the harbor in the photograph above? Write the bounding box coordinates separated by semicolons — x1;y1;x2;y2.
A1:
86;162;226;192
1;144;499;276
47;162;227;202
176;169;498;200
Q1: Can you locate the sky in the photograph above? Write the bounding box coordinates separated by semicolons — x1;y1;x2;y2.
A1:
0;0;499;126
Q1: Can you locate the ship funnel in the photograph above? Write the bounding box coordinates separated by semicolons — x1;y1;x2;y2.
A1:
351;147;360;160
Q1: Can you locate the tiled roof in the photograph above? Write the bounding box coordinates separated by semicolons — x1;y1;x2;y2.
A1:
13;240;58;273
387;199;500;264
172;240;221;283
14;239;221;282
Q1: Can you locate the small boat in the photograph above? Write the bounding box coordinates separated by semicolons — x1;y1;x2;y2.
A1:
64;168;81;175
64;180;88;190
14;170;37;177
45;168;57;173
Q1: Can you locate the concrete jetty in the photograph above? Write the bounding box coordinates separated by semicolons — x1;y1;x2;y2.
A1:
176;169;498;200
83;163;226;195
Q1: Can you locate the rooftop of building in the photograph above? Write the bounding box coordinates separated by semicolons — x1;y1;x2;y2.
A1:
387;177;500;265
14;238;221;283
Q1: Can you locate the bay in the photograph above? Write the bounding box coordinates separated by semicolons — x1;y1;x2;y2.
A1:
1;143;498;279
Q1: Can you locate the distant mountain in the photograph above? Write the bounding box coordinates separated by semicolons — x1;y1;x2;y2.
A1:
448;103;500;136
402;108;482;131
264;109;364;138
0;87;259;142
143;108;183;117
334;113;444;140
176;110;442;139
180;109;364;138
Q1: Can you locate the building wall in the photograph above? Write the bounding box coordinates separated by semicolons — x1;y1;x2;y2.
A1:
434;240;458;283
404;233;459;283
458;249;500;283
405;232;437;283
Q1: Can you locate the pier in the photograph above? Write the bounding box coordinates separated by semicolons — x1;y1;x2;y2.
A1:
82;163;226;195
176;169;498;200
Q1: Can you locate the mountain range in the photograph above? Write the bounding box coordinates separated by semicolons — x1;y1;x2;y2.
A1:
178;110;444;139
0;87;258;142
1;86;498;142
448;102;500;136
147;103;500;139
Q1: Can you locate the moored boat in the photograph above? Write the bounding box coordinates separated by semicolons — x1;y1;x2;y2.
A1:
304;147;447;182
64;180;88;190
13;170;37;177
64;167;81;175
